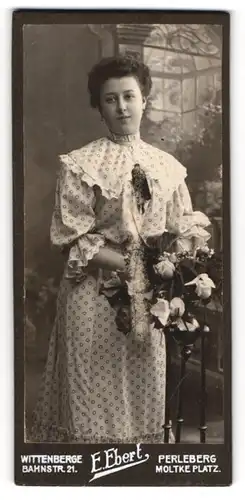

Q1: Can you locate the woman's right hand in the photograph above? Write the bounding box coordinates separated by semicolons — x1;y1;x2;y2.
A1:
91;246;128;275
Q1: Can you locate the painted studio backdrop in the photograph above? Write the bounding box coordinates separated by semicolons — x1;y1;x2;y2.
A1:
24;23;223;443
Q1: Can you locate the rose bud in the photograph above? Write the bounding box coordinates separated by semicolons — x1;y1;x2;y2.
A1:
169;297;185;317
169;253;178;264
203;325;210;332
154;258;175;279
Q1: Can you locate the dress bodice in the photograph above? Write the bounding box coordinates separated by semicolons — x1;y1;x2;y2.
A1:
50;134;211;276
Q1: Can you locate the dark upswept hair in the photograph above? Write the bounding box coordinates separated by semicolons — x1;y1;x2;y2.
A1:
87;55;152;109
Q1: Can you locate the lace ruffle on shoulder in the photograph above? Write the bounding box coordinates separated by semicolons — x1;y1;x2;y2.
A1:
59;138;123;200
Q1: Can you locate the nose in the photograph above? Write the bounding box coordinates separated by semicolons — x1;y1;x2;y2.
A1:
117;96;127;114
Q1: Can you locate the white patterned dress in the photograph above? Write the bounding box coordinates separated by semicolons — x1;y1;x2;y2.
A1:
31;132;210;443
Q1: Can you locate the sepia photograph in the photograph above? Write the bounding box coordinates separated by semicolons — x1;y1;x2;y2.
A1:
22;21;225;448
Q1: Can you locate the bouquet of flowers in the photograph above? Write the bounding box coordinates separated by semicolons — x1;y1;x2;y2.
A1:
100;163;222;344
100;245;222;344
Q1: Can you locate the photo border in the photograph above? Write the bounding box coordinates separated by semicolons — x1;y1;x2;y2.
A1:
13;9;231;486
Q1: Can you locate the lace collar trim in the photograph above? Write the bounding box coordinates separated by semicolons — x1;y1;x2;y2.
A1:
107;130;141;145
60;137;187;200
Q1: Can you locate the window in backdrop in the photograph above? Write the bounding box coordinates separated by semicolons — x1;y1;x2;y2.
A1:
117;24;222;137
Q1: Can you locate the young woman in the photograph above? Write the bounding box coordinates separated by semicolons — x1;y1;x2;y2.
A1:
31;56;210;443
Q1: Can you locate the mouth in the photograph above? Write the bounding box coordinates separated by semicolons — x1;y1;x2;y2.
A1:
117;116;131;121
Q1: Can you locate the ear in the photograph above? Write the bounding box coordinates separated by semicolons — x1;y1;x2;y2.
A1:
142;96;147;110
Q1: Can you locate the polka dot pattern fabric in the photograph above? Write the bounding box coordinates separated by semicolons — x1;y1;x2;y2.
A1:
31;135;210;443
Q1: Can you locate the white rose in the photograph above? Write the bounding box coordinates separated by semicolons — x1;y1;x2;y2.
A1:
154;258;175;279
185;273;215;299
169;297;185;317
150;299;170;326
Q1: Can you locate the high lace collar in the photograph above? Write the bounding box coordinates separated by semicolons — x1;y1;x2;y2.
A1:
108;130;141;145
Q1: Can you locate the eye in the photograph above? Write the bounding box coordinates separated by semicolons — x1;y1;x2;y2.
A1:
124;93;135;101
105;96;116;104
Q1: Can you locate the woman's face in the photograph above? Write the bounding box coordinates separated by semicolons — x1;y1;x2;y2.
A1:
99;76;146;135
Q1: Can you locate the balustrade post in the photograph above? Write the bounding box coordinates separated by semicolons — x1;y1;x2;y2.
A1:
199;327;208;443
175;345;192;443
163;333;172;443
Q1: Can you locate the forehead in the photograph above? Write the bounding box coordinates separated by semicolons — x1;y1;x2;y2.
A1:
101;76;141;95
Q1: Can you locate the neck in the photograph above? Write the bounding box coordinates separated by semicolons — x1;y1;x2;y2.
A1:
108;130;141;145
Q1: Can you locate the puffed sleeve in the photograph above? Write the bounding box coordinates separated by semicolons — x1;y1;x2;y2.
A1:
165;180;211;252
50;157;105;280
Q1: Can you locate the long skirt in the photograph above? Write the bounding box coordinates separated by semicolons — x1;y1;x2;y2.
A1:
30;271;168;443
